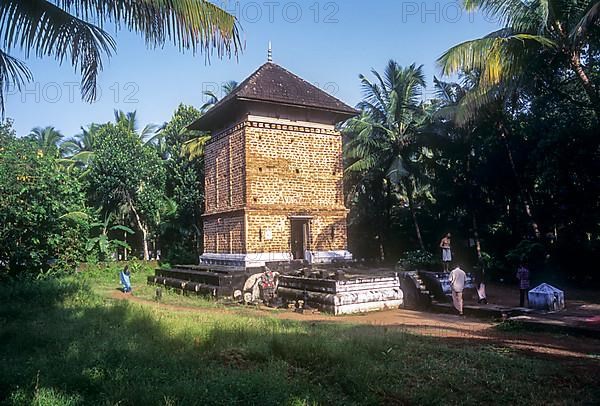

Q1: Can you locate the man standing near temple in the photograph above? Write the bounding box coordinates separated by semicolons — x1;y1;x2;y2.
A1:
516;262;530;307
449;265;466;316
440;233;452;271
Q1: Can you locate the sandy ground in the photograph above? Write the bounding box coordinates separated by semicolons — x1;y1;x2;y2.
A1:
111;291;600;361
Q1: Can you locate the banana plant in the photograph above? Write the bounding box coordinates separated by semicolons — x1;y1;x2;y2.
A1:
86;215;134;261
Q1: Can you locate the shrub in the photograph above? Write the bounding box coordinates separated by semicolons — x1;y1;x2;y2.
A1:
0;139;88;275
396;250;437;270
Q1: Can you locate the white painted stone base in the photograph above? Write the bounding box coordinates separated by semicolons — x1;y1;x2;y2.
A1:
278;275;403;315
305;250;353;264
199;252;292;268
324;299;404;316
200;250;353;268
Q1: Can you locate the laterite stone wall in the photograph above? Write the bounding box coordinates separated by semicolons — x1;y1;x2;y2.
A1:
204;124;246;215
203;117;349;255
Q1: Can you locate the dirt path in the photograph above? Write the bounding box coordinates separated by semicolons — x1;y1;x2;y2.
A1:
110;291;600;361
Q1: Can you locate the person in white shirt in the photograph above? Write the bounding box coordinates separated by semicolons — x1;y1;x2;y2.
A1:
449;266;466;315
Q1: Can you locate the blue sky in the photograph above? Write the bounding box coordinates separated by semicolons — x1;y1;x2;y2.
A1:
6;0;499;136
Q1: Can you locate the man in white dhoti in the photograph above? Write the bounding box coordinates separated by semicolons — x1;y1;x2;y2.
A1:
449;266;466;315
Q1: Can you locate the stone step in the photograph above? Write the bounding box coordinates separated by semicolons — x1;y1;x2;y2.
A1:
174;264;249;273
279;275;399;294
152;267;262;297
148;275;222;297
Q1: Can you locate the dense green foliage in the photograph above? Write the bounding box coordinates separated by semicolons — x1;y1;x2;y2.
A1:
344;1;600;283
1;1;598;283
89;123;166;260
0;270;598;405
0;136;87;274
160;104;205;264
344;62;433;254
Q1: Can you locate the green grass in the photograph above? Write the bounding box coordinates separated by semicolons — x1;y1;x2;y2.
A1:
0;270;598;405
81;263;223;309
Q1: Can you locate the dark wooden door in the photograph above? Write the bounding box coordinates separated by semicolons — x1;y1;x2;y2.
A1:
291;220;308;260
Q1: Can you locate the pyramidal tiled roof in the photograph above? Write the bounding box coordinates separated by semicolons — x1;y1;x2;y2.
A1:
227;62;357;114
190;62;358;130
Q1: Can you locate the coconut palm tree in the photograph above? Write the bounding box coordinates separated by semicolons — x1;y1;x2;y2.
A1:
61;123;100;166
181;80;238;159
201;80;239;112
64;124;99;153
344;61;430;252
28;126;64;151
434;67;544;238
113;109;161;144
438;0;600;121
0;0;242;116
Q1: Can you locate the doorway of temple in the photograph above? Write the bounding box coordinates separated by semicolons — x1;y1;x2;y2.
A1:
290;218;309;260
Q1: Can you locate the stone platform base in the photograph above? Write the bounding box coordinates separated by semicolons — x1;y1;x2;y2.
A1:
278;273;403;315
148;263;403;315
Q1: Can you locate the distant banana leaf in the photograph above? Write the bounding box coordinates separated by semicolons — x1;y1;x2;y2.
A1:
71;151;94;164
85;238;98;252
111;225;135;235
111;240;131;250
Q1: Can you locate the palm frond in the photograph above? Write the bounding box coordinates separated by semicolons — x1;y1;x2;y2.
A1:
140;124;159;143
571;1;600;41
463;0;549;32
29;126;64;149
454;84;500;126
0;0;117;102
439;29;554;86
222;80;239;94
182;134;211;159
359;74;387;117
55;0;242;57
0;0;240;112
0;49;32;117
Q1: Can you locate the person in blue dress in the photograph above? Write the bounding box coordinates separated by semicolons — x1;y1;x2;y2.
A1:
120;265;132;293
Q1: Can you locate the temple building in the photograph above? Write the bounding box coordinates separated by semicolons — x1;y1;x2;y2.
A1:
189;60;358;268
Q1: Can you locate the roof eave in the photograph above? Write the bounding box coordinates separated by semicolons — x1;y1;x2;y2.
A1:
236;96;359;118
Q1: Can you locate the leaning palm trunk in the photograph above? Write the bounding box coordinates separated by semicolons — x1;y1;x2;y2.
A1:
403;178;425;251
466;152;483;260
569;50;600;119
472;213;482;259
498;123;541;239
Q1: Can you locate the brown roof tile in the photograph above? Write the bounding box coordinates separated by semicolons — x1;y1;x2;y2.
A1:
190;62;358;130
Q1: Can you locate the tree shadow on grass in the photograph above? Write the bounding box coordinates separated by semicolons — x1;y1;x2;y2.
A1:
0;278;346;405
0;277;599;405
